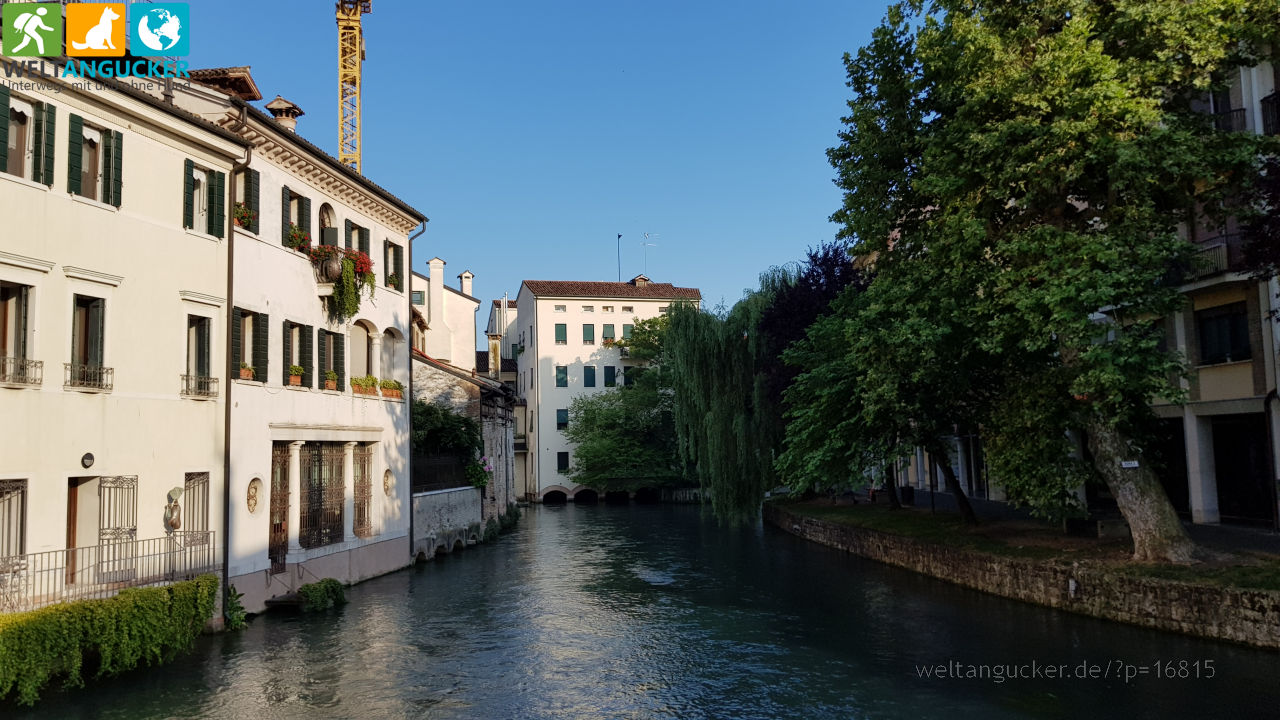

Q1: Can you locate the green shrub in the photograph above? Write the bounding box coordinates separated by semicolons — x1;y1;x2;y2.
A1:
297;578;347;612
224;585;248;631
0;574;218;706
483;517;500;542
499;502;521;533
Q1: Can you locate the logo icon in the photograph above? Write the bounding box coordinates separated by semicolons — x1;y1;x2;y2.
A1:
132;3;187;56
66;3;125;57
2;3;62;57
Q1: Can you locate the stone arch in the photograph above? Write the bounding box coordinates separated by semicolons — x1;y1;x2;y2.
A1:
604;490;630;505
572;487;599;505
542;489;568;505
381;327;405;386
540;485;571;503
319;203;336;230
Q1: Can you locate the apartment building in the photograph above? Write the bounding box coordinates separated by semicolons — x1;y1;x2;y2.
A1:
515;275;700;502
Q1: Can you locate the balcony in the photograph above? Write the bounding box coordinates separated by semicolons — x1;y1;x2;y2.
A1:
0;356;42;386
1193;234;1247;278
1213;108;1247;133
0;531;218;614
1263;94;1279;137
180;374;219;398
64;363;113;391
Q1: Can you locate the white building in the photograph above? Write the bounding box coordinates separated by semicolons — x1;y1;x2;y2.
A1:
0;73;246;611
165;68;426;612
514;275;700;502
410;258;479;369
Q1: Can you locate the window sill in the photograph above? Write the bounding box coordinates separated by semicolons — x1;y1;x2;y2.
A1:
1195;358;1253;369
285;385;310;392
0;380;43;390
0;172;50;192
185;227;221;243
64;385;111;394
180;393;218;401
233;225;258;239
70;193;119;213
233;378;266;387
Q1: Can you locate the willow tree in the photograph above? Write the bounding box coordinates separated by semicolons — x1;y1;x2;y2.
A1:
826;1;1277;560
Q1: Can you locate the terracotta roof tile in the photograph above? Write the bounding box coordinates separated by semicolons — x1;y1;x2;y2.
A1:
522;280;701;300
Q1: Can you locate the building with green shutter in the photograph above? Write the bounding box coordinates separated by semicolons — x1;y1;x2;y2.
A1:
0;71;247;614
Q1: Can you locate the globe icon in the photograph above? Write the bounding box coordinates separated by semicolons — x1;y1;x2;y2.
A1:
137;8;182;52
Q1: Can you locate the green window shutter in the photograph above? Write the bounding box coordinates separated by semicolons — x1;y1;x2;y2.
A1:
209;171;226;238
281;319;293;385
556;409;568;429
196;317;211;377
301;325;314;387
67;114;83;196
382;240;389;285
604;366;616;387
14;286;28;360
603;324;614;341
395;245;403;281
317;329;329;388
246;168;260;233
358;226;369;254
182;159;195;229
344;219;353;250
108;131;122;207
583;324;594;344
555;366;567;387
622;324;633;339
281;185;291;245
321;227;337;246
334;332;346;389
584;366;595;387
229;307;243;376
88;298;105;367
253;312;269;382
300;196;311;238
0;85;9;172
554;324;566;344
37;103;55;186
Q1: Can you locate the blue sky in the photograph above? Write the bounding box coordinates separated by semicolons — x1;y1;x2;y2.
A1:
190;1;884;325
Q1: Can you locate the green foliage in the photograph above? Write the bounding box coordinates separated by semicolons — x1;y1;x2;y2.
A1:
379;379;403;390
288;365;305;377
563;376;684;492
327;255;376;322
617;314;668;363
410;400;482;457
465;458;491;488
499;502;521;532
351;374;378;390
223;584;248;631
297;578;347;612
0;574;218;706
483;517;500;542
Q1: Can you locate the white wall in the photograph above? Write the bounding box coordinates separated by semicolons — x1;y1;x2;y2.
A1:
410;266;479;369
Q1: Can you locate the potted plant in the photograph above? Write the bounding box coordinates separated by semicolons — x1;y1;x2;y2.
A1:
309;247;376;321
288;365;305;386
379;378;403;399
239;362;255;380
387;273;401;291
233;202;256;228
324;370;338;391
350;374;378;395
286;223;311;253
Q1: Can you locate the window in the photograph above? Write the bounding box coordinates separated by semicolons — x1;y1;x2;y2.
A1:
557;451;570;473
554;323;567;345
300;442;345;548
183;315;215;397
604;366;616;387
68;294;111;390
1197;302;1251;365
602;305;613;312
659;306;670;314
230;307;269;382
510;342;519;359
0;90;54;183
280;185;311;247
555;365;567;387
582;324;595;345
622;324;634;339
584;366;596;387
345;219;370;253
556;408;568;430
411;290;425;305
384;240;403;290
183;472;209;536
182;159;225;236
317;329;346;389
602;324;615;342
69;115;122;206
621;306;634;313
582;305;594;312
0;479;26;558
233;167;260;233
554;305;566;312
0;281;37;384
318;202;336;246
282;320;314;386
353;444;373;538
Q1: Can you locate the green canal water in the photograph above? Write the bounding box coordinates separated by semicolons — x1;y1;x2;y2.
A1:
10;504;1280;719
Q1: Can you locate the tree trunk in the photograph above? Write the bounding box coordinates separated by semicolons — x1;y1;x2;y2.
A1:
927;443;979;525
1084;417;1198;562
885;464;902;510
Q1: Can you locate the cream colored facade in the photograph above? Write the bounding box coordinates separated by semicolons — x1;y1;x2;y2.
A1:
0;73;246;606
410;259;480;368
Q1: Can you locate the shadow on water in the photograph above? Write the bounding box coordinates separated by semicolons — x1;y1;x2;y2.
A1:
8;504;1280;719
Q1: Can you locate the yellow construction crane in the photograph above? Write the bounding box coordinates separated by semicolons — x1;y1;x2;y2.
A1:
336;1;371;172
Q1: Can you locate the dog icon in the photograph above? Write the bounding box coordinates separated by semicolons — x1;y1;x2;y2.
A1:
71;6;120;51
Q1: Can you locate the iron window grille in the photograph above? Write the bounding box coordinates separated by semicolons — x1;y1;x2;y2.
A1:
299;443;345;548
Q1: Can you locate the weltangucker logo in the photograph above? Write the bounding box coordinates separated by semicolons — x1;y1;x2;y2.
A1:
2;3;189;81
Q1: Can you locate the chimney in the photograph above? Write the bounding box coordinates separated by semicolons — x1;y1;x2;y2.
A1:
487;333;502;380
264;95;304;133
428;257;445;325
458;270;474;297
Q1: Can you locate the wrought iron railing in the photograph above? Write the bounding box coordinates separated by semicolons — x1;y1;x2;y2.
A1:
411;455;470;494
180;374;219;398
64;363;113;390
1263;94;1279;137
0;356;42;385
353;444;373;538
0;531;217;615
1194;234;1246;277
1213;107;1247;133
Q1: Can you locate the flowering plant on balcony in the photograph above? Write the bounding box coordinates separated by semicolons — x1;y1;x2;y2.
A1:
387;272;401;291
310;246;376;321
465;456;494;488
286;223;311;252
233;202;256;228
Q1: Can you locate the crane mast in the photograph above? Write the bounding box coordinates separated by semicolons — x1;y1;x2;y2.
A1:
336;1;371;172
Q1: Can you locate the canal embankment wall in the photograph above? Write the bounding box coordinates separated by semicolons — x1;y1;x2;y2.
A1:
763;504;1280;650
413;487;482;559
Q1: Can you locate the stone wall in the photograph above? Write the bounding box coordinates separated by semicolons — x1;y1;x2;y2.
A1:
481;414;515;520
764;504;1280;649
412;361;480;418
412;487;482;559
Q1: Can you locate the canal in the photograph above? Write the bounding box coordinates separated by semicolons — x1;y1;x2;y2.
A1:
12;504;1280;719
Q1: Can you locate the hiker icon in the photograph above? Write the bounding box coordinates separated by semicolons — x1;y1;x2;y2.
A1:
10;7;54;55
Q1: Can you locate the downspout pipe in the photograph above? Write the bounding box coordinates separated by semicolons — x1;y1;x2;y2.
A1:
223;104;252;612
407;219;426;561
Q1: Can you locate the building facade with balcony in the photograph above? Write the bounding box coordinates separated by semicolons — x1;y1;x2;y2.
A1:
0;74;245;612
165;69;425;612
514;276;700;502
